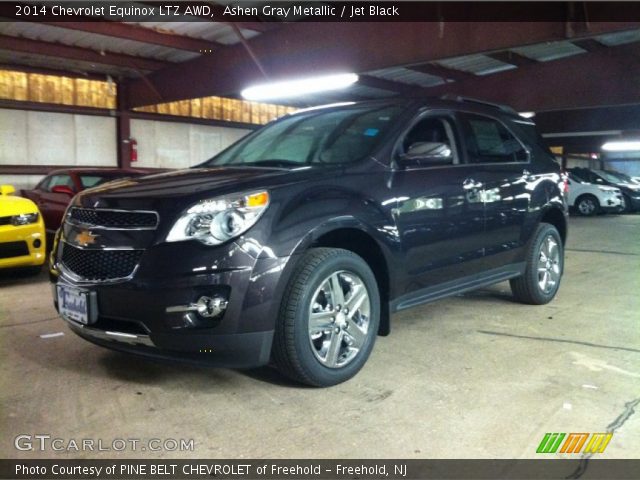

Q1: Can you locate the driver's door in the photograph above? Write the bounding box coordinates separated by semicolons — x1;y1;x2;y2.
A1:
392;111;487;296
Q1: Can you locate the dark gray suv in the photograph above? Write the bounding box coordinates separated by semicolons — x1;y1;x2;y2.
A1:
51;97;568;386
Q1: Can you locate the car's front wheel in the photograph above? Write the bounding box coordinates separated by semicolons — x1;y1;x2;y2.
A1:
575;194;599;216
272;248;380;387
510;223;564;305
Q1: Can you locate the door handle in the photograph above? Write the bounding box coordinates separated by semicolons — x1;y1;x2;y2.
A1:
463;178;483;190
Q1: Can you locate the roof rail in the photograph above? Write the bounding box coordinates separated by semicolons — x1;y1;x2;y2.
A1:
440;95;517;115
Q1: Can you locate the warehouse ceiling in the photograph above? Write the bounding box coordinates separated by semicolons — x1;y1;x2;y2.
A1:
1;11;639;108
2;2;640;153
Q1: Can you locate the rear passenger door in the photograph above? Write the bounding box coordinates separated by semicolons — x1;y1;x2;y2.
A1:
458;112;531;268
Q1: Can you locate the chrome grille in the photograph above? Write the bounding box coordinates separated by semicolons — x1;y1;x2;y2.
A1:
68;208;158;229
61;243;143;281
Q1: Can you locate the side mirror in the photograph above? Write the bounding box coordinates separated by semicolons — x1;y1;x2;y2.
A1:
399;142;453;167
0;184;16;196
51;185;75;196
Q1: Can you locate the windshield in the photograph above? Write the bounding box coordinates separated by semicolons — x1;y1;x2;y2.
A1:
593;170;629;183
203;104;404;168
79;174;131;189
596;170;636;184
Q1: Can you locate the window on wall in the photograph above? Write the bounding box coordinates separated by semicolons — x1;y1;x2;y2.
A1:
461;113;528;163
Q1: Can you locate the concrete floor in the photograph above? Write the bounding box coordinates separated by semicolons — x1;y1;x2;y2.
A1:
1;215;638;459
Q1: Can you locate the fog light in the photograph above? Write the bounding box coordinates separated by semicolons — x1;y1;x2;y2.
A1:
165;295;228;319
195;296;228;318
33;239;41;248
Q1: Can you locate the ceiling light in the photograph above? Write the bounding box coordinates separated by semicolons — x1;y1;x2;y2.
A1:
601;140;640;152
241;73;359;101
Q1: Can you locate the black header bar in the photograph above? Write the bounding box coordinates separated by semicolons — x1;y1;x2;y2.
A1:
1;459;640;480
3;2;640;22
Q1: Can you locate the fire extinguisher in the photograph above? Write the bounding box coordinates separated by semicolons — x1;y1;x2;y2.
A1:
129;138;138;163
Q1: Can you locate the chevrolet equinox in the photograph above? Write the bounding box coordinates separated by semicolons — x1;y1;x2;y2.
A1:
51;97;568;387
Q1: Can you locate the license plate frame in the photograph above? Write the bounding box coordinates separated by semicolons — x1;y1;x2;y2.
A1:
57;284;98;325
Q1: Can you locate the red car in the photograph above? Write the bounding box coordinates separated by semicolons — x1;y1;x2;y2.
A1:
22;168;153;234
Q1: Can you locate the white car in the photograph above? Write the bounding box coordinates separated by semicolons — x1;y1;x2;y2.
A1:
567;173;624;216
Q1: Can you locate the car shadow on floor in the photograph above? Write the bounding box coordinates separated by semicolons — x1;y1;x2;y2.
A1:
455;286;521;304
0;267;45;286
96;351;302;389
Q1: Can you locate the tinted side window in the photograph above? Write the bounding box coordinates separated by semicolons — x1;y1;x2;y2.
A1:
461;113;528;164
80;175;110;188
399;115;459;166
47;174;75;192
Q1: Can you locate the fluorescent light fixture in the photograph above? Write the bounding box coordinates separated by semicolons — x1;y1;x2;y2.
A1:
519;111;535;118
602;140;640;152
241;73;359;101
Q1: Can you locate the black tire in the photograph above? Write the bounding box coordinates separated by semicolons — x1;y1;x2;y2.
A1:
575;194;600;216
510;223;563;305
622;194;633;213
272;248;380;387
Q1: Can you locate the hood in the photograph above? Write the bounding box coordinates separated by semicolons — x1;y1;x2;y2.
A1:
74;166;329;211
0;195;39;217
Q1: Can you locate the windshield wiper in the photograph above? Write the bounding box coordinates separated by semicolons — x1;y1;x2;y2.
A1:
238;160;304;168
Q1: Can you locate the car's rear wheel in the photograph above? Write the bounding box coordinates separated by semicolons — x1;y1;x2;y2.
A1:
272;248;380;387
575;194;599;216
510;223;563;305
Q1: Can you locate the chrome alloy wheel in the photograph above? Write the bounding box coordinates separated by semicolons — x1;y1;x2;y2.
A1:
308;270;371;369
537;235;561;294
578;198;596;215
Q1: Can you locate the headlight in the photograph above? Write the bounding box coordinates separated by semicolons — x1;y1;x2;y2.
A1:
11;212;38;226
166;191;270;245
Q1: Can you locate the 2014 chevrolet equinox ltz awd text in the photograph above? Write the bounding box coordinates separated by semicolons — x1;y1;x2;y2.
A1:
50;97;567;387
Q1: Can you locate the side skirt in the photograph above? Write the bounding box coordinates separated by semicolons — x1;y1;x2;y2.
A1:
390;262;526;312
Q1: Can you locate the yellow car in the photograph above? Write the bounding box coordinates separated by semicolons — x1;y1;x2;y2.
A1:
0;184;46;271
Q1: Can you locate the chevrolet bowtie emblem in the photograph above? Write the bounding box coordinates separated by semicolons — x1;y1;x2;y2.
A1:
75;230;98;246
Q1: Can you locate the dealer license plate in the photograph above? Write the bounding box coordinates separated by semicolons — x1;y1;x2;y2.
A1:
57;284;91;324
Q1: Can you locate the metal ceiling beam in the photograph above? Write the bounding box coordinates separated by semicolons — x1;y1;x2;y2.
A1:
126;21;640;108
1;35;170;72
357;75;417;94
40;21;221;52
422;42;640;111
0;63;107;81
130;22;640;106
535;104;640;134
486;50;538;67
407;63;476;82
571;38;608;52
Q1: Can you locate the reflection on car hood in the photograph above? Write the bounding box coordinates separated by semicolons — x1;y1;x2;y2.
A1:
0;195;39;216
73;166;327;211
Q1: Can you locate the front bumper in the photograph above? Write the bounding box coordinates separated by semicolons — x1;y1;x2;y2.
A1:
51;233;296;368
624;194;640;211
0;221;46;269
65;318;274;368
